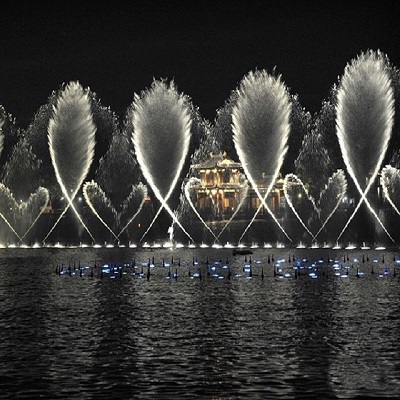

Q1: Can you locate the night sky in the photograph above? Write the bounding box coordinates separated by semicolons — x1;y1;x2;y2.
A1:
1;1;400;128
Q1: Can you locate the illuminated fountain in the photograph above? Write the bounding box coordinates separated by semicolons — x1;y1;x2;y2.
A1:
0;184;49;244
184;174;249;244
283;170;347;242
335;50;395;243
1;51;400;248
131;80;194;242
43;81;96;243
83;180;147;243
184;177;219;242
0;108;50;244
232;70;292;243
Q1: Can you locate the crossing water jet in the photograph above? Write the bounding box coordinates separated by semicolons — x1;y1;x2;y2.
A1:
283;170;347;241
184;176;250;242
44;81;96;243
132;80;194;242
83;181;148;242
335;50;395;242
232;70;292;242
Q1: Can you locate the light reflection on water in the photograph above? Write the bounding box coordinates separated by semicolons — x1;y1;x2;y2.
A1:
0;247;400;399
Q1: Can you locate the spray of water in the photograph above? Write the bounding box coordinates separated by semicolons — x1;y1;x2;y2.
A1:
83;181;147;241
45;82;96;242
381;165;400;215
131;80;193;242
284;170;347;241
0;184;22;240
232;70;292;242
336;50;394;242
283;174;317;241
0;184;49;242
115;183;147;237
184;178;218;241
316;169;347;237
83;181;120;241
0;105;4;157
215;183;249;240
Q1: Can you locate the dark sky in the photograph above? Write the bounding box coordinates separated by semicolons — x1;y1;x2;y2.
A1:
1;1;400;128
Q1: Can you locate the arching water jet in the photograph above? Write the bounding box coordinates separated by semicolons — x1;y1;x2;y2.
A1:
335;50;394;242
131;80;193;242
232;70;292;242
44;81;96;242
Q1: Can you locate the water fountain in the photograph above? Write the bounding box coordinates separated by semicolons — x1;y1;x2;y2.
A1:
83;180;147;243
335;50;395;242
131;79;194;242
0;184;49;243
232;70;292;243
0;51;399;248
44;81;96;243
283;170;347;241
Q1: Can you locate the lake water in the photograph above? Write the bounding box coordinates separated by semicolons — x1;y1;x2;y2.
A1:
1;246;400;399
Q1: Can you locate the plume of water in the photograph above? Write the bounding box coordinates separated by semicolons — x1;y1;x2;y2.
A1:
45;81;96;242
131;80;193;241
83;180;118;240
232;70;292;242
215;182;249;240
336;50;394;241
317;169;347;236
283;174;317;241
381;165;400;215
117;182;148;237
184;178;218;241
0;184;49;242
83;180;147;241
0;105;4;157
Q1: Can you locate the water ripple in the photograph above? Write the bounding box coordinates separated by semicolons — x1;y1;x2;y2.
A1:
1;248;400;399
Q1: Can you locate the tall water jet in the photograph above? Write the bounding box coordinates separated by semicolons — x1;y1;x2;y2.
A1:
335;50;395;242
131;79;193;242
45;81;96;242
232;70;292;242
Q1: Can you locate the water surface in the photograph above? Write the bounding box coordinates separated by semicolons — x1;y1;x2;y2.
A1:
1;247;399;399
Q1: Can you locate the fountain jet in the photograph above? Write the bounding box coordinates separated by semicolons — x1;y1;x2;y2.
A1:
232;70;292;242
44;81;96;242
335;50;394;242
131;80;193;242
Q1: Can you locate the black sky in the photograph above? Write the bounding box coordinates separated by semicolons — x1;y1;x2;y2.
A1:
1;1;400;128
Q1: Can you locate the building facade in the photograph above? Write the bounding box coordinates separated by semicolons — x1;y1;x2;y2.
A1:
189;153;285;220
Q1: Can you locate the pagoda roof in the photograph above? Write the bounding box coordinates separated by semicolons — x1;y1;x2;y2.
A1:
192;153;242;169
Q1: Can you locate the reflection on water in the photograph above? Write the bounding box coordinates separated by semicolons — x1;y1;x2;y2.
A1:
1;248;400;399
